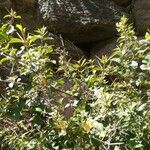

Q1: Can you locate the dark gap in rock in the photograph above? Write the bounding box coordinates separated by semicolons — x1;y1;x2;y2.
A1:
76;42;98;59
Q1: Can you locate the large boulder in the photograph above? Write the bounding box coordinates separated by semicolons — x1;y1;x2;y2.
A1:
110;0;132;7
0;0;128;44
0;0;12;23
38;0;126;44
91;38;117;59
0;0;42;31
0;0;12;9
91;36;144;59
133;0;150;35
13;0;35;7
12;0;42;31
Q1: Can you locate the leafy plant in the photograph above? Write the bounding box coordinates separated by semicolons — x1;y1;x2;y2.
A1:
0;11;150;150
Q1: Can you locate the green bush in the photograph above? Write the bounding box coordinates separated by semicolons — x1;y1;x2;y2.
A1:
0;11;150;150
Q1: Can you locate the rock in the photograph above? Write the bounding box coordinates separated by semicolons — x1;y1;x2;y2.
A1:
0;0;12;24
133;0;150;35
91;36;144;59
0;0;42;31
91;38;117;59
0;0;128;44
11;0;43;31
13;0;35;8
0;0;12;9
38;0;126;44
48;34;85;60
110;0;132;7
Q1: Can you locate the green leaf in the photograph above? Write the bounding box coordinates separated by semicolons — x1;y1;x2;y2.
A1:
3;14;11;19
145;55;150;61
28;35;41;43
9;38;22;44
9;49;17;56
111;58;121;64
138;103;147;111
0;57;8;64
114;146;120;150
135;144;143;148
0;32;9;40
16;24;26;35
16;24;23;32
145;32;150;40
14;16;21;19
35;107;43;112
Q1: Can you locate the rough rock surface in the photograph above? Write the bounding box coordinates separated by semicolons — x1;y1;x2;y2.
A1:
0;0;12;23
0;0;12;9
38;0;125;43
91;38;117;59
0;0;42;31
13;0;42;31
91;36;144;59
13;0;35;7
133;0;150;35
110;0;132;7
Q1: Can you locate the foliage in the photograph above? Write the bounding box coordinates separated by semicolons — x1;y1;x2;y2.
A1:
0;11;150;150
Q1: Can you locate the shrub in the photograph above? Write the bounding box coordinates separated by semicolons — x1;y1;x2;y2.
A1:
0;11;150;150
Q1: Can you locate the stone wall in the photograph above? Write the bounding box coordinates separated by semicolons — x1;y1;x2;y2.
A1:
0;0;150;58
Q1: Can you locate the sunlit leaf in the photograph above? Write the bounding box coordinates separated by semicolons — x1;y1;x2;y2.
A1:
9;38;23;44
